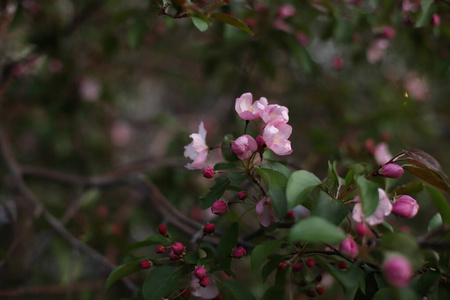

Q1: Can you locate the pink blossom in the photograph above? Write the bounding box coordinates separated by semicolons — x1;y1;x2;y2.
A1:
110;120;132;147
380;163;404;178
296;32;310;47
404;74;429;102
260;104;289;124
366;39;390;64
333;56;344;70
231;135;258;160
256;197;279;227
352;189;393;226
211;200;228;215
392;195;419;218
184;122;209;170
431;14;440;27
339;235;359;258
262;121;293;156
235;93;268;120
190;274;219;299
203;166;215;178
273;19;292;33
79;77;102;101
373;142;392;165
194;266;207;279
402;0;419;12
381;26;396;39
383;256;413;287
277;4;296;19
231;246;247;258
355;223;368;237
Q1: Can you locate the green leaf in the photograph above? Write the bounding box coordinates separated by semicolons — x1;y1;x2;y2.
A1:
404;165;450;194
127;235;171;250
326;161;340;188
222;281;257;300
288;216;346;244
222;134;238;162
261;256;284;282
426;186;450;225
319;260;364;300
105;261;141;291
356;176;379;218
311;192;349;226
251;240;284;271
210;13;254;36
260;161;292;179
428;213;442;232
218;222;239;259
286;170;322;209
199;178;230;209
143;266;182;300
415;0;436;28
394;181;424;195
255;167;288;220
261;286;284;300
379;232;422;269
373;287;421;300
414;271;441;297
128;19;147;50
190;11;211;32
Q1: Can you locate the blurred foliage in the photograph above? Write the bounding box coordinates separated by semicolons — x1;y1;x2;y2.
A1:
1;0;450;299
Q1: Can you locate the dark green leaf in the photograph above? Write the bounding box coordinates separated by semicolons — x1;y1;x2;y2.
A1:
379;232;422;269
404;165;450;194
286;170;321;209
143;266;182;300
319;260;364;300
105;261;141;291
251;240;284;271
414;271;441;297
222;134;239;162
311;192;349;226
222;281;257;300
260;161;292;179
356;176;379;218
210;13;253;36
326;161;340;188
428;213;442;232
128;235;171;250
288;216;346;244
261;286;284;300
199;178;230;209
394;181;424;195
261;256;284;282
426;186;450;225
255;167;288;220
128;19;147;50
217;222;239;270
415;0;436;28
373;287;421;300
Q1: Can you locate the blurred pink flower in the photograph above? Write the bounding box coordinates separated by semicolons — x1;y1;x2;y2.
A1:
190;274;219;299
110;120;132;147
232;134;258;160
392;195;419;218
431;14;441;27
383;256;413;287
333;56;344;70
296;32;310;47
262;121;293;155
402;0;420;12
256;197;279;227
260;104;289;124
352;189;393;226
339;235;359;258
184;122;209;170
273;19;292;33
235;93;268;120
79;77;102;101
366;39;389;64
373;142;392;165
277;4;296;19
404;75;429;101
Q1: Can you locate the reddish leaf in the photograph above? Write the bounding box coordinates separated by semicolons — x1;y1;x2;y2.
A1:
402;165;450;194
403;148;444;173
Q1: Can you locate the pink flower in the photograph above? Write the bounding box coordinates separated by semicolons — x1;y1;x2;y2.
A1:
383;256;413;287
366;38;390;64
260;104;289;124
172;242;185;256
381;26;396;39
184;122;209;170
203;166;215;178
373;142;392;165
231;135;258;160
277;4;296;19
256;197;279;227
296;32;310;47
203;223;216;234
352;189;393;226
262;121;293;156
333;56;344;70
231;246;247;258
380;163;404;178
194;266;207;279
235;93;268;120
354;223;368;237
237;191;247;200
392;195;419;218
190;274;219;299
339;235;359;258
431;14;440;27
211;200;228;215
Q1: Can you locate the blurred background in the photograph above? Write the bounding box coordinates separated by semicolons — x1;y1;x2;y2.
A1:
0;0;449;299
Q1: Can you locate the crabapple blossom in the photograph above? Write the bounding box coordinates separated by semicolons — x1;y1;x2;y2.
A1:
172;242;185;255
231;135;258;160
339;235;359;258
203;223;216;234
355;223;368;237
184;122;208;170
159;224;168;237
169;250;181;261
262;121;293;155
190;274;219;299
373;142;393;165
231;246;247;258
235;93;268;120
306;258;315;268
194;266;207;279
292;263;302;272
259;104;289;124
199;276;210;287
256;197;279;227
277;4;296;19
392;195;419;218
203;166;214;178
211;200;228;215
380;163;404;178
237;191;247;200
140;260;152;269
383;256;413;287
352;189;393;226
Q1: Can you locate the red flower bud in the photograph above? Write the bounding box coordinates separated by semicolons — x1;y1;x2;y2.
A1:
181;289;191;299
337;261;348;269
316;284;325;295
392;195;419;218
355;223;368;237
339;235;359;258
231;246;246;258
199;276;210;287
155;246;166;253
194;266;207;279
203;166;214;179
380;163;404;178
211;200;228;215
172;242;185;256
305;258;315;268
237;191;247;200
292;263;302;272
332;56;344;70
277;262;287;270
159;224;168;237
256;135;266;150
140;260;153;269
431;13;440;27
169;250;181;261
203;223;216;234
285;210;295;220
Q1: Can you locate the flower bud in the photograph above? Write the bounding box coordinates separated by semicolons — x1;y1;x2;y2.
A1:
203;166;214;179
155;246;166;253
172;242;185;256
211;200;228;215
140;260;153;269
277;262;287;270
392;195;419;218
285;210;295;220
159;224;168;237
292;263;302;272
380;163;404;178
169;250;181;261
231;246;247;258
199;276;210;287
332;56;344;70
337;261;348;269
181;289;191;299
355;223;368;237
256;135;266;150
431;13;440;27
194;266;207;279
231;135;258;160
305;258;315;268
237;191;247;200
383;256;413;287
203;223;216;234
339;235;359;258
316;284;325;295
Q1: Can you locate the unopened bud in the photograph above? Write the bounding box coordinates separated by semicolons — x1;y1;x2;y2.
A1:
159;224;168;237
431;13;440;27
140;260;153;269
199;276;210;287
231;246;247;258
316;284;325;295
355;223;368;237
339;235;359;258
181;289;191;299
337;261;348;269
194;266;207;279
211;200;228;215
292;263;302;272
237;191;247;200
383;256;413;287
305;258;315;268
172;242;185;256
277;262;287;270
155;246;166;253
169;250;181;261
203;166;214;179
285;210;295;220
392;195;419;218
380;163;404;178
203;223;216;234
